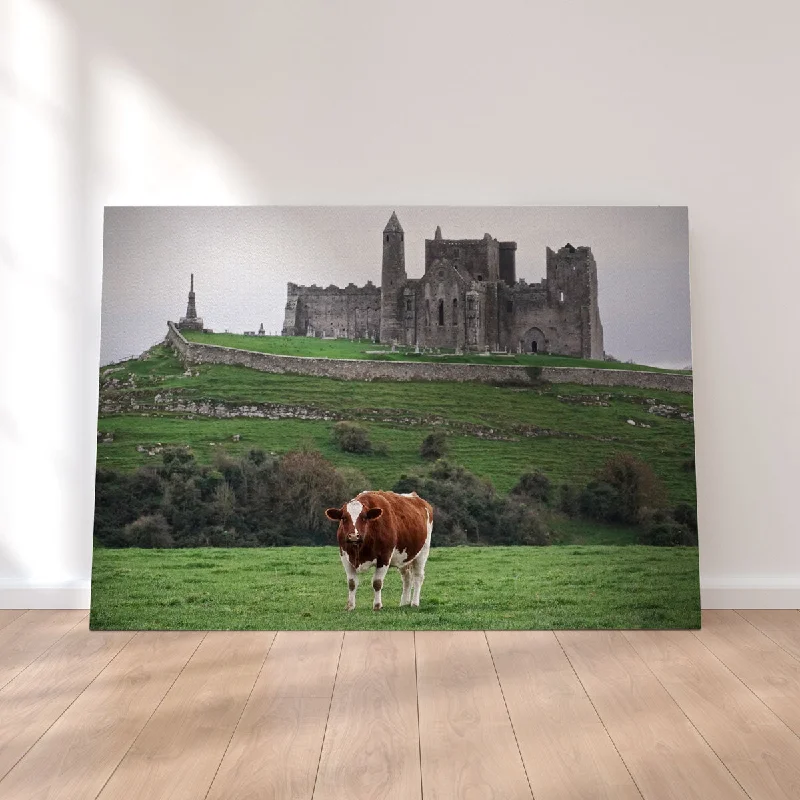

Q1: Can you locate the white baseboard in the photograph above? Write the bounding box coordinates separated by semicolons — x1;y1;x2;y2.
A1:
1;578;797;612
0;582;91;610
701;575;800;609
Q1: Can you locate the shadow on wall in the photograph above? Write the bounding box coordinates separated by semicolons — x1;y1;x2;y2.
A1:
1;0;275;592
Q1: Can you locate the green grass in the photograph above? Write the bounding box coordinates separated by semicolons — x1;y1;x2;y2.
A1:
90;545;700;630
99;348;696;504
181;331;690;373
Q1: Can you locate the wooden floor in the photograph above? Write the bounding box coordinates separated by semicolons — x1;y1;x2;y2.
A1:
1;611;799;799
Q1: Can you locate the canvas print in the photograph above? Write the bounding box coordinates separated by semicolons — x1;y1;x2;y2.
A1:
91;206;699;630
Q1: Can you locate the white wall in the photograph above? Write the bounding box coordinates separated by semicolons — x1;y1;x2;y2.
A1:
1;0;798;609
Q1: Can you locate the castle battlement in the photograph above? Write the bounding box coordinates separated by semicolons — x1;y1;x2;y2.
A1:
287;281;380;297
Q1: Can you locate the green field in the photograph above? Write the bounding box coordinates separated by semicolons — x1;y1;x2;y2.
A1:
90;545;700;630
181;331;691;373
99;346;696;504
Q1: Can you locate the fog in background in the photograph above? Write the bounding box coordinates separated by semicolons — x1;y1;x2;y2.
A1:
101;206;691;369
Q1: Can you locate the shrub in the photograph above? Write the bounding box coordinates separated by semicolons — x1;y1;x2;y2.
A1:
493;500;550;546
557;483;581;516
420;431;448;461
272;450;352;544
598;453;666;523
637;517;696;546
510;471;552;505
158;446;198;479
672;502;698;535
93;468;163;547
394;460;549;546
579;480;623;522
331;422;373;454
336;466;370;499
124;514;174;548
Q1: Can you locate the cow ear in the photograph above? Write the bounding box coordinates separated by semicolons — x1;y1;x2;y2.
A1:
325;508;343;521
365;507;382;520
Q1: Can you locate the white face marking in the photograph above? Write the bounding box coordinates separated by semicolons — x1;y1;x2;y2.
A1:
346;499;364;535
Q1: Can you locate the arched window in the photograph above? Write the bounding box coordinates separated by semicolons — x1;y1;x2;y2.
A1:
452;297;458;325
438;299;444;326
425;299;430;326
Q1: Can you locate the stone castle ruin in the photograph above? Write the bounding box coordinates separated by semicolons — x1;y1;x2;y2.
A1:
282;212;604;358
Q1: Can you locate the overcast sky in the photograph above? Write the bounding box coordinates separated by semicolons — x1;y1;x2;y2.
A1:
101;206;691;369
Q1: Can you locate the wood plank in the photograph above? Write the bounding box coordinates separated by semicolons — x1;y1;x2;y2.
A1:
0;620;134;780
416;631;532;800
97;631;274;800
487;631;640;800
0;630;204;800
0;610;28;631
695;610;800;734
626;628;800;800
314;632;420;800
557;630;748;800
206;631;342;800
736;610;800;661
736;610;800;631
0;610;86;689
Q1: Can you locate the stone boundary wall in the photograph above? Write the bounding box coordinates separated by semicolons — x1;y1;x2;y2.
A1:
166;322;692;393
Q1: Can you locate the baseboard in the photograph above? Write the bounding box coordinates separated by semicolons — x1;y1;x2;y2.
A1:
0;581;91;609
1;578;797;612
700;575;800;609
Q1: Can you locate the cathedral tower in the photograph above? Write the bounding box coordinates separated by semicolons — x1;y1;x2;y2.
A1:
379;211;407;343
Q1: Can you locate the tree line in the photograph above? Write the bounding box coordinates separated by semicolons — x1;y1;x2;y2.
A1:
94;440;697;549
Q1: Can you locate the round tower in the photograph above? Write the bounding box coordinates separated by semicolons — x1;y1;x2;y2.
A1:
379;211;407;344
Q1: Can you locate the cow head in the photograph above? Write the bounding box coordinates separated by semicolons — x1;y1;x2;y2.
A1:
325;498;383;544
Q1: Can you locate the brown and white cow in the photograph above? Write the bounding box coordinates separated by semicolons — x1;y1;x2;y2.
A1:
325;490;433;611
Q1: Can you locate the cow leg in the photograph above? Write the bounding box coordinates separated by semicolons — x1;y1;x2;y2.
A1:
340;552;358;611
372;564;389;610
411;515;433;607
399;566;413;606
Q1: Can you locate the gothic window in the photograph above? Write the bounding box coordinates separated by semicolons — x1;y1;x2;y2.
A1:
406;299;412;311
438;299;444;326
506;301;513;313
425;299;430;326
467;296;475;312
452;297;458;324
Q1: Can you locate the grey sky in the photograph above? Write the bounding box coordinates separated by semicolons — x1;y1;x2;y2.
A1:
101;206;691;369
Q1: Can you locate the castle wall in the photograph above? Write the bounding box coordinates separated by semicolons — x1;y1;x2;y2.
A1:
167;322;692;393
282;282;381;339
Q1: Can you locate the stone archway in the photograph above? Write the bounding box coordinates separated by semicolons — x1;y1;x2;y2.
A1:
522;327;547;354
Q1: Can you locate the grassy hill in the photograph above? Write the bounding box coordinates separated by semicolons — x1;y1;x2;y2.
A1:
98;345;696;508
181;331;691;374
